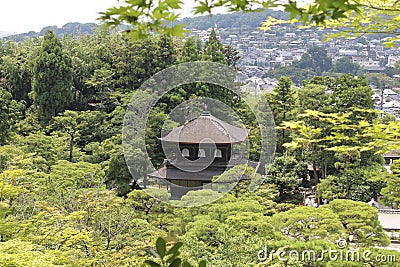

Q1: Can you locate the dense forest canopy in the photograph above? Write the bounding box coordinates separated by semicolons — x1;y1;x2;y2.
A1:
1;6;400;264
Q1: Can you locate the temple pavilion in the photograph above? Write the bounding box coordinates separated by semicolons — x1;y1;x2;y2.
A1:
147;110;251;199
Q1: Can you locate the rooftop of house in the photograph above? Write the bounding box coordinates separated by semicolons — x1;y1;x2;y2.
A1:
159;111;250;144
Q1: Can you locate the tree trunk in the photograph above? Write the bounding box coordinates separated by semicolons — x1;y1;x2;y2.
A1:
312;160;320;205
346;172;349;199
312;161;318;183
279;186;284;201
69;133;75;163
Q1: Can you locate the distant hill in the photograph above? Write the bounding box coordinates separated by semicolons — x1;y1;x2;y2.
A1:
174;9;289;30
2;9;289;41
3;22;100;41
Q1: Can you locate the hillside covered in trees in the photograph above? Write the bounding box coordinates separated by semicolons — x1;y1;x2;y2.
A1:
2;22;100;42
172;9;289;30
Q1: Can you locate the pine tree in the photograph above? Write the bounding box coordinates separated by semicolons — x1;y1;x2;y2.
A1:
156;35;177;70
223;44;240;68
266;76;297;154
32;30;73;123
180;36;203;62
202;28;225;63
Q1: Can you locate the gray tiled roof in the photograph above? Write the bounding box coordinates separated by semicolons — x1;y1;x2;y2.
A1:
160;113;249;144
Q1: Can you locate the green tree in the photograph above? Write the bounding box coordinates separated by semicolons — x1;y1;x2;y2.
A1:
328;75;374;113
179;196;277;266
327;199;390;247
156;35;177;70
266;155;308;201
266;76;297;154
46;160;104;191
0;38;39;106
126;189;170;215
32;30;73;123
270;65;316;86
0;88;21;145
16;131;69;170
180;36;203;62
317;164;388;202
202;28;225;63
383;66;400;77
84;67;115;110
107;145;133;197
223;44;240;68
0;145;37;172
0;240;61;266
366;73;394;90
317;175;347;201
331;57;361;75
297;83;330;113
296;83;332;181
305;46;332;74
296;53;315;70
212;165;257;198
381;176;400;209
0;169;30;242
53;110;80;162
127;35;178;90
178;190;223;207
381;159;400;208
272;206;343;242
282;108;394;200
293;46;332;75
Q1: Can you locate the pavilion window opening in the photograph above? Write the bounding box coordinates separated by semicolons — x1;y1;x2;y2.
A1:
198;148;206;158
214;148;222;158
181;148;190;158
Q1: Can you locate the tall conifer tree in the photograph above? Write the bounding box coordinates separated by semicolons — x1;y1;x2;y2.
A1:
32;30;73;123
266;76;297;154
202;28;224;63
